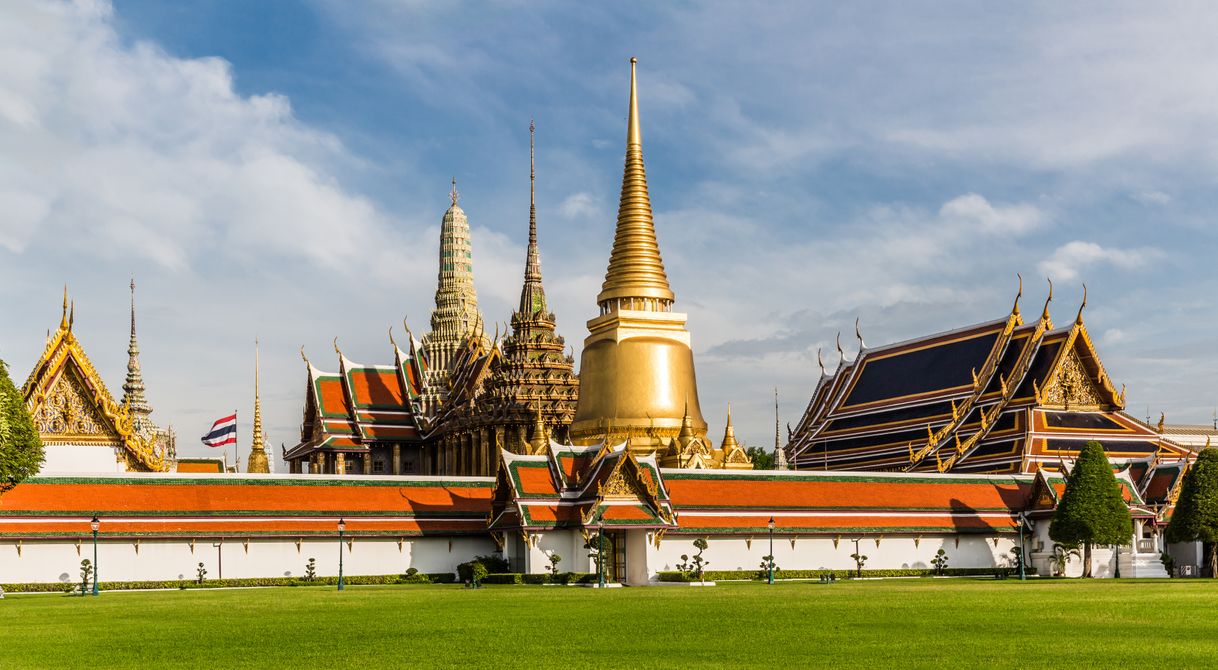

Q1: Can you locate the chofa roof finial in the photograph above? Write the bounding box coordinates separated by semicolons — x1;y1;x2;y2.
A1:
855;317;866;350
1041;277;1054;322
816;347;826;376
1012;273;1023;318
1075;283;1088;326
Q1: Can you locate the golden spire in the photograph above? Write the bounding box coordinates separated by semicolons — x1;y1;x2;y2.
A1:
60;285;69;330
530;403;549;454
720;404;740;451
596;57;675;310
123;278;154;436
519;119;547;316
247;338;270;474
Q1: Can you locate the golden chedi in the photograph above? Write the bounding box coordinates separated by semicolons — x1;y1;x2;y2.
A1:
570;58;710;463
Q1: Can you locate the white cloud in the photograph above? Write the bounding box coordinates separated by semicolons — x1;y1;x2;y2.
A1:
0;0;400;273
1038;240;1162;281
558;192;599;220
938;193;1047;234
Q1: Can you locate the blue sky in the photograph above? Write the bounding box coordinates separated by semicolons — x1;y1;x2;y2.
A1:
2;0;1217;467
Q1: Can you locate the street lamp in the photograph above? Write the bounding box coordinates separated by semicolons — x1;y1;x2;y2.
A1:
337;518;346;591
90;515;99;596
597;522;605;588
767;517;775;585
1017;512;1027;582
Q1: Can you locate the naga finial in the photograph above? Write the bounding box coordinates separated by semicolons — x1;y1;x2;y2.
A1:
1041;278;1054;322
816;347;826;376
1075;283;1087;326
855;317;866;350
1012;273;1023;318
333;337;342;357
402;317;414;341
835;331;844;365
388;326;398;349
299;345;310;366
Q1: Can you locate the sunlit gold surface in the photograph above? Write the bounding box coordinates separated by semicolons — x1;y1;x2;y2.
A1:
596;57;674;307
572;58;706;457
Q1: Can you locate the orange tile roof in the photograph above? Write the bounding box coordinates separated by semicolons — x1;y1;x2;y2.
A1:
0;476;493;539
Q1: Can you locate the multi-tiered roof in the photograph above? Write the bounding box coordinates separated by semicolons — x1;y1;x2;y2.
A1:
787;281;1195;476
285;334;428;465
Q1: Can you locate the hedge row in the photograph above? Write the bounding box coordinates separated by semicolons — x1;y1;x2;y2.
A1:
480;572;602;585
2;572;457;593
655;567;1036;582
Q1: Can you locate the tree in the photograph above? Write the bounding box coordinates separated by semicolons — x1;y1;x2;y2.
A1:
79;559;93;596
1166;448;1218;578
0;359;44;494
1049;441;1132;578
930;548;949;576
746;447;774;470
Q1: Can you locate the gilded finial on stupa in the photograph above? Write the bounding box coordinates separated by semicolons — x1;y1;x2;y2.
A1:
1075;283;1087;326
596;57;675;310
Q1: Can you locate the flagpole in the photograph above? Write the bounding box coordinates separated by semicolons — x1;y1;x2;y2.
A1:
234;409;240;473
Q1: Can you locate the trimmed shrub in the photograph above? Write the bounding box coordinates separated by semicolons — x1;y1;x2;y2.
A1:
655;567;1036;582
481;573;524;585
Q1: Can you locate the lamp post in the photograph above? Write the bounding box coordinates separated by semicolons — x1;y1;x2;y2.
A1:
1017;512;1027;582
90;516;99;596
767;516;775;585
597;522;605;588
337;518;346;591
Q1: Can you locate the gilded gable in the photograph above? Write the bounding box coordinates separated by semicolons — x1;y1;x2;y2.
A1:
1041;350;1106;410
32;365;122;444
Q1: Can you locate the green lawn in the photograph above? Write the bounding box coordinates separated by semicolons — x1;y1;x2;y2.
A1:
2;579;1216;668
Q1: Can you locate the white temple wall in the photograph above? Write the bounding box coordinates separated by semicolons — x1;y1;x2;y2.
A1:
0;536;496;585
649;534;1019;575
40;445;126;475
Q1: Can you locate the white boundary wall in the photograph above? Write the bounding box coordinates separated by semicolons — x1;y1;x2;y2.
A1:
0;536;496;584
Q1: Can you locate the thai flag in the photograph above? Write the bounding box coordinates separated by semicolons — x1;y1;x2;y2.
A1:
201;413;237;448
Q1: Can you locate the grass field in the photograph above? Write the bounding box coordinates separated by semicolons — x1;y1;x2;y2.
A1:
2;579;1216;668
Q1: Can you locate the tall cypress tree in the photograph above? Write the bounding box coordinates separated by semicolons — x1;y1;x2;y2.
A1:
1166;448;1218;578
1049;441;1132;578
0;359;43;494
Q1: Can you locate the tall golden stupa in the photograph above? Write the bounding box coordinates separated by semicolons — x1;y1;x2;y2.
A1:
570;58;711;462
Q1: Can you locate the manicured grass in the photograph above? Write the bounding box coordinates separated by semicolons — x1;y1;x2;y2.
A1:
3;579;1216;668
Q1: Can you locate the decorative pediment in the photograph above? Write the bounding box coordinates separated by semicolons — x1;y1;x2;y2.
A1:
1039;349;1106;410
31;364;122;443
23;303;170;472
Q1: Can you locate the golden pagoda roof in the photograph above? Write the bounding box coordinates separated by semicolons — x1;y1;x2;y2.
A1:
22;289;170;472
596;58;675;308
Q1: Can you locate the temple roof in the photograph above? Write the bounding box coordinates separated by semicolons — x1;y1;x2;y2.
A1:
286;335;427;460
489;440;676;532
0;474;492;538
23;291;170;472
787;285;1192;475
